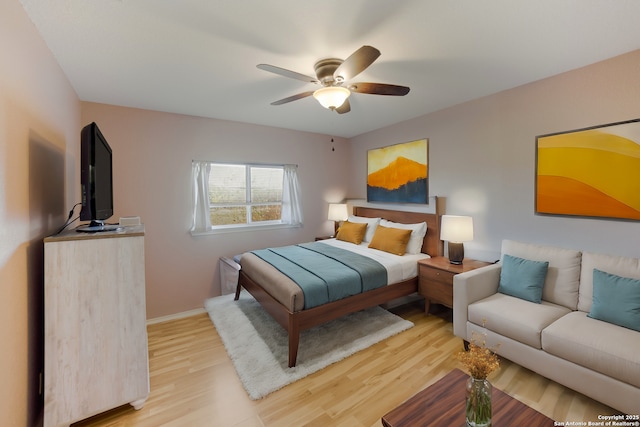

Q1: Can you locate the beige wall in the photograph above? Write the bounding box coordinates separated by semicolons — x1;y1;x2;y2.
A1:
1;1;81;425
349;50;640;261
81;103;351;319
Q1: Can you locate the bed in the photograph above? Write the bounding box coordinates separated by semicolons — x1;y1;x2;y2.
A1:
234;205;443;367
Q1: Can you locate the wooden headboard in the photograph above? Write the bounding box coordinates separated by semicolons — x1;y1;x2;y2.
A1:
353;206;443;257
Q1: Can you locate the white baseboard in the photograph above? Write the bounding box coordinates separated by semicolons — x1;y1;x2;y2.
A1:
146;308;207;325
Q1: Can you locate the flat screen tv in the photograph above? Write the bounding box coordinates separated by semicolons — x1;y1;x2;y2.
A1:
77;122;120;232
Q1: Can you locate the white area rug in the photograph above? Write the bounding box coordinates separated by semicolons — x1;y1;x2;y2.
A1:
204;291;414;400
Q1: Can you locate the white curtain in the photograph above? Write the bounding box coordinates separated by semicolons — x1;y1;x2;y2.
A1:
281;164;303;226
190;161;211;232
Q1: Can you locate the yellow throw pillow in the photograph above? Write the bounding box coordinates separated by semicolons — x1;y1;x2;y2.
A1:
335;221;368;245
368;225;412;256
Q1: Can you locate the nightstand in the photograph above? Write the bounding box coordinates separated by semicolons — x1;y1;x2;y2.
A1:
418;256;492;314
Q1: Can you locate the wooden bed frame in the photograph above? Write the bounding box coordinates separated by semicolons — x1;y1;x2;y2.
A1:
234;203;443;367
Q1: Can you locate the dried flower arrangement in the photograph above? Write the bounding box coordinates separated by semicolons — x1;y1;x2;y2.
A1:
456;327;500;380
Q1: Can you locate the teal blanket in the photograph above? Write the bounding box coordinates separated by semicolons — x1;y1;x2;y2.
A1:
251;242;387;309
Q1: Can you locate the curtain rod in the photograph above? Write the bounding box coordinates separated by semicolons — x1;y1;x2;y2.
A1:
192;159;297;168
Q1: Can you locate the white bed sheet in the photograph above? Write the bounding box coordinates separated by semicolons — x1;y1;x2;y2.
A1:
318;238;430;285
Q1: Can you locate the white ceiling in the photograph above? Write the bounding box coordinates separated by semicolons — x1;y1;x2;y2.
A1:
18;0;640;138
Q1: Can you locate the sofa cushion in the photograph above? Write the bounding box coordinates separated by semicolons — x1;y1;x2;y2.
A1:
578;251;640;313
501;240;581;310
542;311;640;388
588;269;640;332
468;293;571;349
498;254;548;303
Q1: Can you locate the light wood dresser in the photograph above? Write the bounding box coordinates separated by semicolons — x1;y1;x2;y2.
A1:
43;225;149;427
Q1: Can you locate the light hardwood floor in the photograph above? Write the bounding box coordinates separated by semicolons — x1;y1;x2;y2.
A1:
73;302;619;427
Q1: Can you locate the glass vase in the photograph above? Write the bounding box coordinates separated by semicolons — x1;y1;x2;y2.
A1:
465;376;492;427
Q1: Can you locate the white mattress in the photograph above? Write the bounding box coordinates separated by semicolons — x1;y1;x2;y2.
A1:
319;238;430;285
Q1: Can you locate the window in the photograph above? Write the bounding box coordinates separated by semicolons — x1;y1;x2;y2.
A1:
209;163;283;226
190;161;303;234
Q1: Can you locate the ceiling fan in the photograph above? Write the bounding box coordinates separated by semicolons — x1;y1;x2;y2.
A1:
257;45;410;114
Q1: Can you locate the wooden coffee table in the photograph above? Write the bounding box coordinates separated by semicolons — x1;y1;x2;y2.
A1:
381;369;555;426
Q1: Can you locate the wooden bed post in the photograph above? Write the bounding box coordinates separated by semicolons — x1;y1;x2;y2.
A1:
288;316;300;368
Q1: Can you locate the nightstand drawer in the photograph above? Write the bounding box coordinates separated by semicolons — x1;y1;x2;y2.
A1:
419;264;456;309
418;257;489;313
419;266;455;285
417;257;492;315
419;274;453;307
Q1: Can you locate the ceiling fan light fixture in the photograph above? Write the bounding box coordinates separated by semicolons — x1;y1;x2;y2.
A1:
313;86;350;110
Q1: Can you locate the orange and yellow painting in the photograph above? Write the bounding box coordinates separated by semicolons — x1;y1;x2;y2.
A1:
536;119;640;220
367;139;428;203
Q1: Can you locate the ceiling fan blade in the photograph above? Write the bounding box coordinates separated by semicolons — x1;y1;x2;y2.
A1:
270;91;315;106
257;64;319;84
349;82;410;96
334;46;381;81
336;99;351;114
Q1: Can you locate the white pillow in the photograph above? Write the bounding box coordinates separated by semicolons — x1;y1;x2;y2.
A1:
379;219;427;254
347;215;380;242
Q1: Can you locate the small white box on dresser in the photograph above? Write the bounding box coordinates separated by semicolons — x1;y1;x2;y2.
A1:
119;216;141;226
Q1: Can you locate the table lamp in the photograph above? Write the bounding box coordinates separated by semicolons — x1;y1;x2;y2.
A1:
440;215;474;264
328;203;348;236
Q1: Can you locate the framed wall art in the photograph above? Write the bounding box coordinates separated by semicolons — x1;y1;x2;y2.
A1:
536;118;640;221
367;138;428;204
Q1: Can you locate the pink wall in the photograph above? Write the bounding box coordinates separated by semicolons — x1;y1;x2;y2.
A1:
349;50;640;261
0;1;81;425
81;103;351;319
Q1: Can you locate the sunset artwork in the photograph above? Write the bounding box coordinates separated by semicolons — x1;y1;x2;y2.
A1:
367;139;428;203
536;120;640;220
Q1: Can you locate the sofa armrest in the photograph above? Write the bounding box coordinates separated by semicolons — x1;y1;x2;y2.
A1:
453;263;502;339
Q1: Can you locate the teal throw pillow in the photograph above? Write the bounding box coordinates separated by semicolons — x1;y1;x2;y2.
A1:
588;269;640;332
498;254;549;303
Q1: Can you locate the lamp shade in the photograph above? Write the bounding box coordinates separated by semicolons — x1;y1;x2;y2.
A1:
440;215;474;242
313;87;350;110
327;203;348;221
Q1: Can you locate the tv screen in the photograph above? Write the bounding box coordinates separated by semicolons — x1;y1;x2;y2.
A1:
78;122;119;232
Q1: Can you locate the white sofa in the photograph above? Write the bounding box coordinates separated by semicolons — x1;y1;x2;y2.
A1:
453;240;640;414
